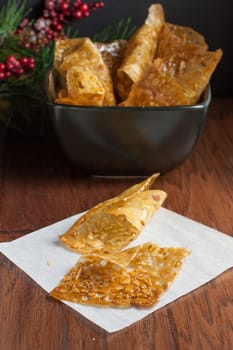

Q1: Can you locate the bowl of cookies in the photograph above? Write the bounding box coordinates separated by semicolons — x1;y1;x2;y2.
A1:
45;3;222;176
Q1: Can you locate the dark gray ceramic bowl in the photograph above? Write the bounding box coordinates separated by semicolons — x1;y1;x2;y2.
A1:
45;72;211;176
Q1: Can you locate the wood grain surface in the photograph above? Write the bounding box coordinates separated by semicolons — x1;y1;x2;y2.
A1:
0;98;233;350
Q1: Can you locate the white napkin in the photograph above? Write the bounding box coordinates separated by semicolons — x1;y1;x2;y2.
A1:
1;207;233;333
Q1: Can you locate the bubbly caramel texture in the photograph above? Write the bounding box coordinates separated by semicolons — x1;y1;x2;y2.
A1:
50;243;190;307
121;49;222;107
157;22;208;57
59;174;167;254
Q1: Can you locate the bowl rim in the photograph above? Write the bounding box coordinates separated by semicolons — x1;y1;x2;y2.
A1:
44;69;211;112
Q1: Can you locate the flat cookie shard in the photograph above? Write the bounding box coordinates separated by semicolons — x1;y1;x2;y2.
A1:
157;22;208;58
55;37;115;106
116;3;165;101
59;174;167;254
54;38;85;71
60;190;167;253
121;49;222;107
59;66;105;106
50;243;190;307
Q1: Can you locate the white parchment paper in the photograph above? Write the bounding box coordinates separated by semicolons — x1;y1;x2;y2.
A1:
1;207;233;333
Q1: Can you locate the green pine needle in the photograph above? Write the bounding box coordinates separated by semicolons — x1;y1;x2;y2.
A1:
92;17;136;43
65;26;79;38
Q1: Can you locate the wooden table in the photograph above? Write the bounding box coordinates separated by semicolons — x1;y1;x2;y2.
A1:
0;98;232;350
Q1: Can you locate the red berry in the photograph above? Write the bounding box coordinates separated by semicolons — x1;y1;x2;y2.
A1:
93;1;104;8
13;60;20;68
0;63;5;72
6;62;14;71
58;14;65;22
92;1;100;10
52;19;58;26
15;29;23;34
73;1;81;8
63;10;70;17
83;10;89;17
0;72;5;80
5;71;12;78
45;27;52;34
24;42;31;48
72;10;82;19
28;57;35;64
60;2;69;12
7;55;17;64
51;31;58;39
79;3;89;11
45;1;55;10
50;10;57;17
55;24;62;31
14;67;24;76
20;57;29;65
27;62;35;70
19;18;29;29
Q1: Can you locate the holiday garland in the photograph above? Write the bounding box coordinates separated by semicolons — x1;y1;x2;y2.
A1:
0;0;135;134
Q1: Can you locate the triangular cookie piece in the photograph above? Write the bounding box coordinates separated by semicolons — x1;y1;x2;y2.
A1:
50;243;190;307
60;188;167;254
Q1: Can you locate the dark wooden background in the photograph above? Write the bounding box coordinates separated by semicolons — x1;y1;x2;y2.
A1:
0;97;233;350
0;0;232;96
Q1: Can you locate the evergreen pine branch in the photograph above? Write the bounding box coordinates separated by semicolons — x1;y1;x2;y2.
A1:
65;26;79;38
0;0;30;39
0;40;54;96
0;0;137;133
92;17;136;42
